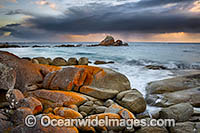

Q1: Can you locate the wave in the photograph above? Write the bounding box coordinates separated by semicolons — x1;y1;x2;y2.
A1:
125;59;200;70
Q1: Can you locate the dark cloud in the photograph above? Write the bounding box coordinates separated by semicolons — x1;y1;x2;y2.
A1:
0;24;53;40
5;9;33;16
132;0;195;8
26;1;200;34
0;0;200;40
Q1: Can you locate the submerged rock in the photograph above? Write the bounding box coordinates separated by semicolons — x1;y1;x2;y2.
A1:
145;65;167;70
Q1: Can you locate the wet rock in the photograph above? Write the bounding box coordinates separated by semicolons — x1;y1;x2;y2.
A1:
145;65;167;70
94;60;108;65
0;51;61;92
6;89;24;109
78;57;88;65
159;103;193;122
116;89;146;114
16;97;43;115
27;89;87;109
32;45;50;48
146;72;200;94
146;87;200;107
52;57;68;66
68;57;78;65
99;36;115;46
32;57;49;65
0;44;20;48
54;44;77;47
0;63;16;90
54;107;83;119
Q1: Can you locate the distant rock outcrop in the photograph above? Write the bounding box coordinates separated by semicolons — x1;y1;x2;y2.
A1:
99;36;128;46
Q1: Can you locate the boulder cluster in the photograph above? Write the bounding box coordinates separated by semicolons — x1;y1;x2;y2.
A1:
22;57;115;66
1;50;199;133
145;73;200;132
0;51;146;133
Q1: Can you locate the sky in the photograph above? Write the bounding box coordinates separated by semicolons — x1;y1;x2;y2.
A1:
0;0;200;42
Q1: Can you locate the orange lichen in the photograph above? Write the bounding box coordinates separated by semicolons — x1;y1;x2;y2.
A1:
75;65;106;86
50;91;87;106
40;64;61;72
54;107;83;119
119;109;136;119
33;105;43;115
43;108;53;114
47;113;65;120
78;126;96;133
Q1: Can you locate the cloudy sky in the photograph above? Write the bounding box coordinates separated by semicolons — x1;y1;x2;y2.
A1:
0;0;200;42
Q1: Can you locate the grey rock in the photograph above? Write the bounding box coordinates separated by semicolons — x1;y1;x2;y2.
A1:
146;73;200;95
159;103;193;122
68;58;78;65
116;89;146;114
169;122;197;133
78;57;88;65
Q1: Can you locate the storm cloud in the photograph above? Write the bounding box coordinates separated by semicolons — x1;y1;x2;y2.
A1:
0;0;200;40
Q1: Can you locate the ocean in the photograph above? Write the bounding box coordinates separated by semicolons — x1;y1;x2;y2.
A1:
1;42;200;112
